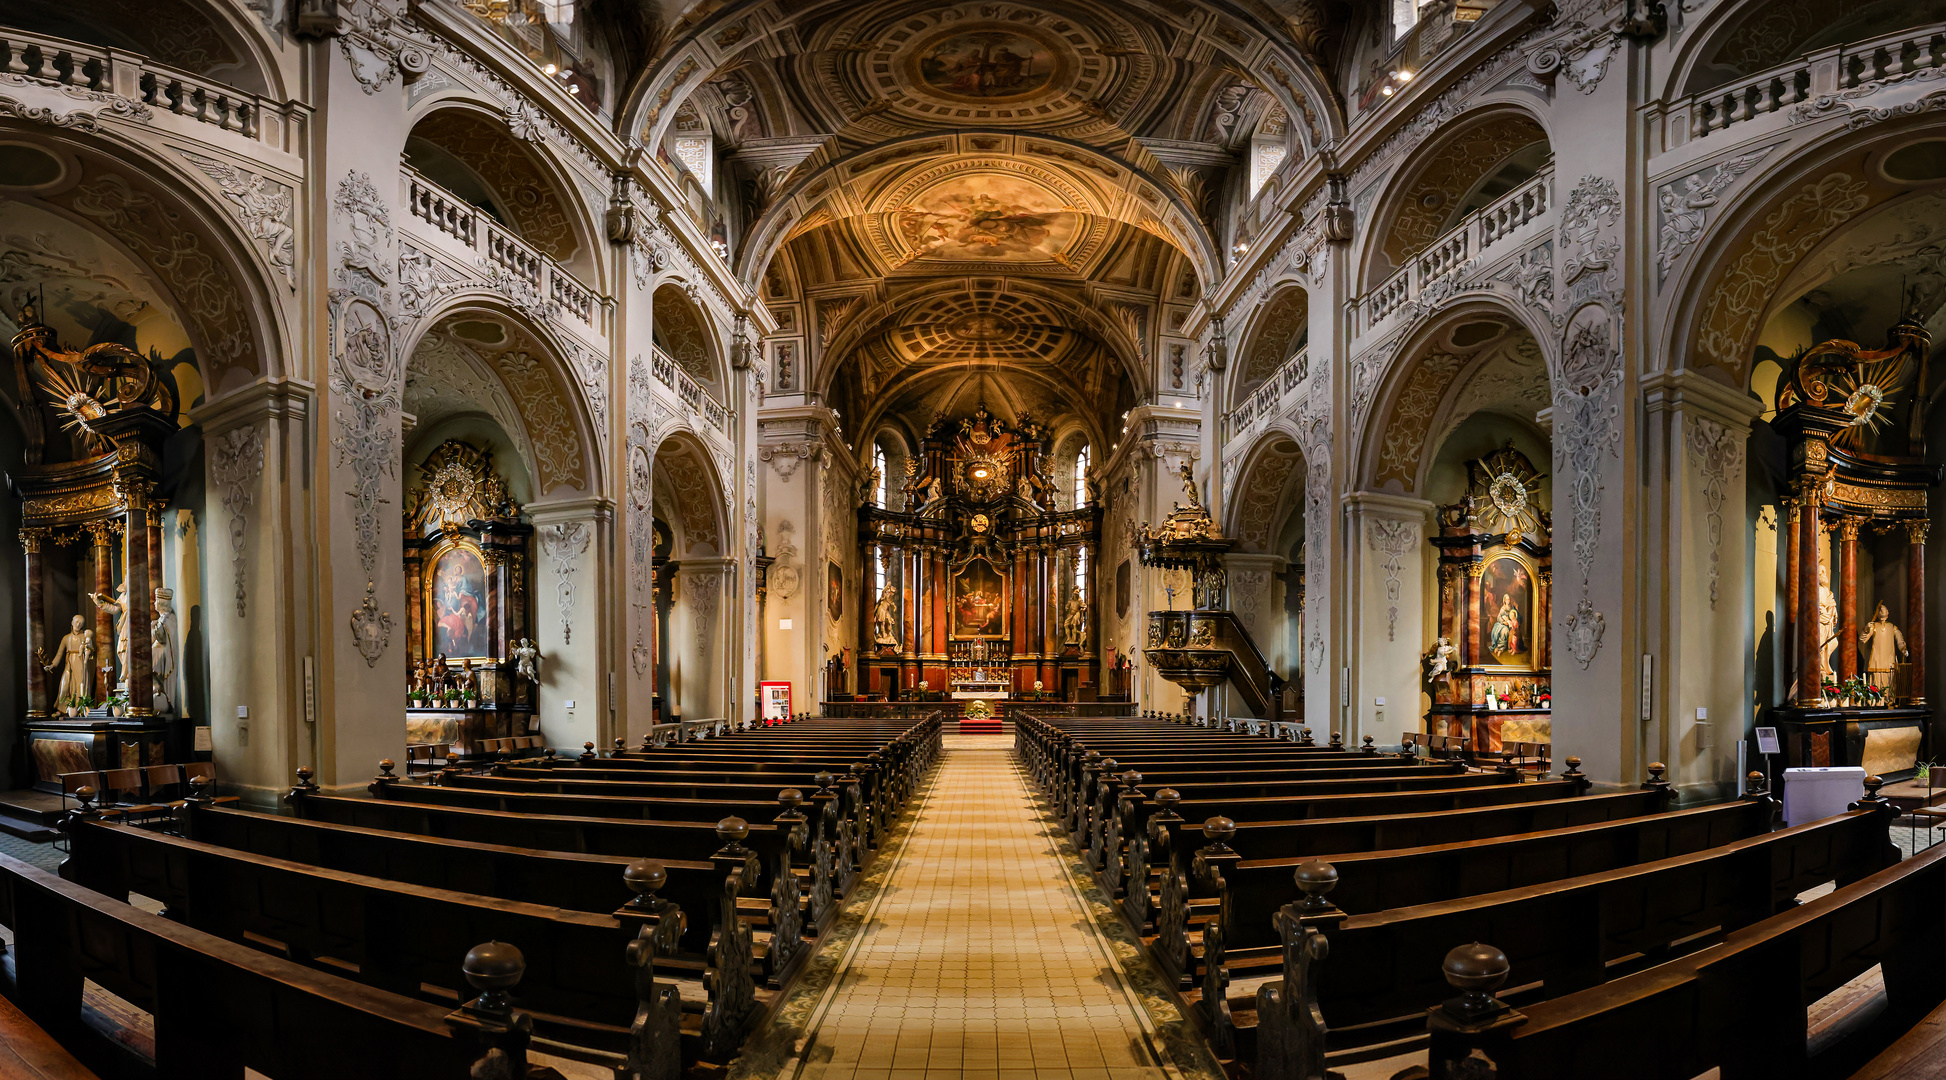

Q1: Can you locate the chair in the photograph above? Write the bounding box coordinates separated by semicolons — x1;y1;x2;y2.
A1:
100;768;168;825
143;764;185;802
1910;767;1946;850
58;770;103;814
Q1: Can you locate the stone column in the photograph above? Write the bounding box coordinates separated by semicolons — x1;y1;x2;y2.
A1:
1836;517;1860;683
1782;497;1799;695
1795;475;1825;708
22;528;48;716
1908;520;1928;706
88;521;115;701
119;479;154;717
146;502;164;593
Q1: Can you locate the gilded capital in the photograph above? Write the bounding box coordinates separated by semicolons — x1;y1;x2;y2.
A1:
1907;519;1930;545
19;526;49;553
1837;517;1862;542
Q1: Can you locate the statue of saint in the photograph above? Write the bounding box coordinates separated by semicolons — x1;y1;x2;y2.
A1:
1860;604;1908;685
1062;585;1088;646
513;637;543;683
873;584;900;647
151;588;178;717
39;614;95;709
1178;459;1202;510
90;578;131;689
1817;561;1839;679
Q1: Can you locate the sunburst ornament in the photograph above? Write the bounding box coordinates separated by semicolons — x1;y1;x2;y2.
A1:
1461;443;1548;541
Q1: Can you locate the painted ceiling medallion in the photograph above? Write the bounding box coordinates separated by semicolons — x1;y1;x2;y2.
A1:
902;24;1076;107
950;313;1017;341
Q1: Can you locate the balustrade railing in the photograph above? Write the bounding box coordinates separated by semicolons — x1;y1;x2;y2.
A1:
1361;166;1552;331
1222;345;1309;443
650;347;730;433
1667;28;1946;145
0;29;291;145
402;165;598;329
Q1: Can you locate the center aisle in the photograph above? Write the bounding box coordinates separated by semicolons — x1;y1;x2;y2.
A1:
783;733;1196;1080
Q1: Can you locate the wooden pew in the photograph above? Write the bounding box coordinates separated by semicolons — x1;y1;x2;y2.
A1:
1403;840;1946;1080
0;993;98;1080
0;852;572;1080
1206;806;1898;1064
61;818;763;1063
179;801;853;949
287;772;827;978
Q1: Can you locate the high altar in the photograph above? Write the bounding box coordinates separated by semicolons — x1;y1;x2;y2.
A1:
1769;315;1932;779
855;407;1100;702
10;304;182;790
400;441;537;753
1426;445;1553;753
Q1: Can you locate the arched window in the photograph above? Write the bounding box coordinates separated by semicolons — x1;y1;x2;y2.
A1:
873;445;888;506
1073;445;1091;507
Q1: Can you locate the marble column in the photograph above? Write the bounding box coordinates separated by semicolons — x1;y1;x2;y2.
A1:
22;528;48;716
1782;497;1799;695
146;502;164;593
120;481;154;717
89;521;115;701
1794;476;1825;707
1908;520;1928;707
1836;517;1860;684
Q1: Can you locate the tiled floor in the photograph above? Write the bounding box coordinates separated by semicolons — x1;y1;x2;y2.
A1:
794;734;1172;1080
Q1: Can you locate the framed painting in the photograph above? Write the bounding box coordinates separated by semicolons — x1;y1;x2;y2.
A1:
1115;559;1131;620
1478;552;1536;671
827;561;844;622
426;541;492;659
951;558;1009;639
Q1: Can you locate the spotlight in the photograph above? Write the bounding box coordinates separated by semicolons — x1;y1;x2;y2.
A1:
543;63;557;74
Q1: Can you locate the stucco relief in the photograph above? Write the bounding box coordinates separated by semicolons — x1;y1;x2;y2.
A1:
1365;517;1420;642
489;349;586;493
210;424;266;619
1372;351;1467;492
1654;148;1772;286
1686;415;1740;610
180;151;297;288
539;521;591;644
1695;173;1873;383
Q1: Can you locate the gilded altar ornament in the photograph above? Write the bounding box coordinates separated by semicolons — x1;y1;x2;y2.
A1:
11;301;180;449
1775;313;1929;450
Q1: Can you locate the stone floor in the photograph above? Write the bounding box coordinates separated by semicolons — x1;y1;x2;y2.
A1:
786;734;1189;1080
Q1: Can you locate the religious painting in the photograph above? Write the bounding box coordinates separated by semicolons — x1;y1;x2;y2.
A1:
952;559;1009;639
828;561;844;622
429;543;491;658
913;28;1062;100
894;174;1080;263
1115;559;1131;620
1479;554;1535;670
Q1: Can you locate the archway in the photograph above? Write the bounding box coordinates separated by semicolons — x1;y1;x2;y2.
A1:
652;433;731;724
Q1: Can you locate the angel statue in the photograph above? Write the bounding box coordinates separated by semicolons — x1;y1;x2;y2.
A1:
1424;637;1458;687
513;638;542;683
1178;459;1203;510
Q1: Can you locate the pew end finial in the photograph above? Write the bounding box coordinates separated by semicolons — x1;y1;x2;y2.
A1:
458;940;525;1020
1438;942;1517;1025
283;766;318;805
1562;755;1590;795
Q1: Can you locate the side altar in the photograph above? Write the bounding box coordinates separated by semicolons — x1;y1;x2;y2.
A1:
1425;445;1553;753
10;304;184;791
400;441;538;753
1767;314;1934;779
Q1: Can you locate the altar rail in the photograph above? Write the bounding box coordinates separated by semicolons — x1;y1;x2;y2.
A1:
1665;26;1946;147
0;27;301;150
401;164;597;327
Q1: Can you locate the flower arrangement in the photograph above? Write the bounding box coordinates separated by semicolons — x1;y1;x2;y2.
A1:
58;692;95;717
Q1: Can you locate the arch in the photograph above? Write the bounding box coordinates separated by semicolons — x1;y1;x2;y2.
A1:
1664;115;1946;391
847;360;1115;455
4;0;287;99
733;131;1223;295
396;298;605;496
653;431;730;559
1230;283;1310;407
403;100;604;288
0;124;291;403
1355;103;1554;290
1224;433;1307;555
1354;299;1553;496
1661;0;1946;101
651;281;728;399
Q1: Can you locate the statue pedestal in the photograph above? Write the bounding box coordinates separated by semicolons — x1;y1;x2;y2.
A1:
23;716;172;792
1768;706;1930;780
